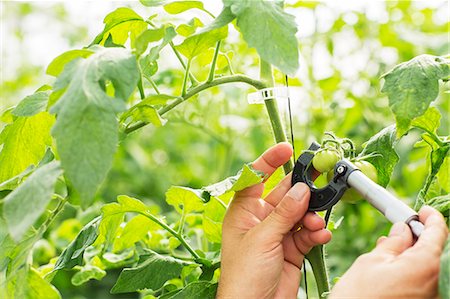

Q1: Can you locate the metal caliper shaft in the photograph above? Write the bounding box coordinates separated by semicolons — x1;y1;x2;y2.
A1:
339;160;424;238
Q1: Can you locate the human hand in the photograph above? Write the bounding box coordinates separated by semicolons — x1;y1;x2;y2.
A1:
330;206;449;299
217;142;332;299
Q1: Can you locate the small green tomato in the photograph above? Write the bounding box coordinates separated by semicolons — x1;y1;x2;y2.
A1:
312;150;340;173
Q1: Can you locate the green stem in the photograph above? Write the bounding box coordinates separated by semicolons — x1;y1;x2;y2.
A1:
259;60;293;173
144;75;160;94
259;60;329;297
140;212;200;259
207;41;221;82
124;74;266;134
182;59;191;96
169;41;199;85
306;245;330;298
138;79;145;100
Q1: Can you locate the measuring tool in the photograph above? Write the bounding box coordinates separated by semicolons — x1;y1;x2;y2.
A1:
291;142;424;238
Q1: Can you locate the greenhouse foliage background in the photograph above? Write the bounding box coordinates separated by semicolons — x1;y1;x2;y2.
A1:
1;1;449;298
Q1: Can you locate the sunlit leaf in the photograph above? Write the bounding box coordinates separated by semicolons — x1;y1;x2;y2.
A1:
71;265;106;286
0;112;54;183
46;49;94;77
166;281;217;299
360;125;399;187
381;55;450;137
3;161;62;241
175;26;227;59
50;48;140;206
12;90;50;117
164;1;204;14
166;186;205;214
111;250;190;294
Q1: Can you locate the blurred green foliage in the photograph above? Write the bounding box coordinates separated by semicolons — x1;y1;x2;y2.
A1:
1;1;448;298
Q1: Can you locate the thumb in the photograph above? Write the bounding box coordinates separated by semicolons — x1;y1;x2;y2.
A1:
373;222;413;255
255;183;310;243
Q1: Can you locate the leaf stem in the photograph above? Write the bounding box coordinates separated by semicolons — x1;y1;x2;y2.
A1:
137;79;145;100
181;59;191;96
144;75;161;94
207;41;221;82
124;74;266;134
140;211;200;259
306;245;330;298
169;41;199;85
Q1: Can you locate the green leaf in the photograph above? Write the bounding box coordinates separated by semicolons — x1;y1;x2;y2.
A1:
71;265;106;286
140;0;165;6
135;27;166;56
3;161;62;241
46;49;94;77
438;156;449;192
140;26;177;77
176;17;204;37
428;194;450;216
167;281;217;299
50;48;140;206
15;268;62;299
113;214;160;252
175;26;227;59
202;198;226;243
166;186;205;214
164;1;204;14
381;55;450;137
203;163;266;197
111;251;190;294
121;102;167;127
439;238;450;299
360;125;399;187
53;217;100;271
91;8;147;47
226;0;299;75
98;195;153;246
12;91;50;117
0;112;54;183
200;6;235;33
411;107;441;134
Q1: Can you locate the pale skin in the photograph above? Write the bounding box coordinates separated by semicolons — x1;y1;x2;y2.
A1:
217;142;449;299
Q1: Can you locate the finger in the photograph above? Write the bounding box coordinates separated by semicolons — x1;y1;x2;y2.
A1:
411;206;448;255
373;222;413;255
264;173;292;206
376;236;387;246
300;212;325;232
236;142;293;198
264;170;320;207
293;228;332;257
252;142;293;177
254;183;310;242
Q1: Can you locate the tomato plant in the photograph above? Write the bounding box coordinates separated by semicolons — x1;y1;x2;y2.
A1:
1;1;449;299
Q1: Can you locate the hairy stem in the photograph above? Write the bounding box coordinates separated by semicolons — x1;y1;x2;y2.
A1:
140;211;200;260
307;245;330;298
125;75;266;134
207;41;221;82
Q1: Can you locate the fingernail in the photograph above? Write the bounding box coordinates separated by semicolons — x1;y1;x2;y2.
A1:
389;222;405;236
288;183;308;201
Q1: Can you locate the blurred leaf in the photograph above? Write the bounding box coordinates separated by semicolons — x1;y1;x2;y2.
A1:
71;265;106;286
140;0;166;6
166;281;217;299
50;48;140;206
113;215;160;252
428;194;450;216
175;26;227;59
381;55;450;137
46;49;93;77
140;26;177;77
12;91;50;117
135;27;166;56
226;0;299;75
164;1;204;14
111;250;190;294
166;186;205;214
91;8;147;47
53;217;100;272
3;161;62;241
176;17;204;37
122;101;167;127
200;6;235;33
0;112;54;183
411;107;441;134
12;268;62;299
438;156;449;192
360;125;399;187
203;163;265;196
